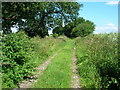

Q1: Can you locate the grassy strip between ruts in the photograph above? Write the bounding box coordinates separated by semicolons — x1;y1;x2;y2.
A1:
32;39;73;88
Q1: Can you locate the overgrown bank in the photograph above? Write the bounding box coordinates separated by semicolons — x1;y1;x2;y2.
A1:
75;33;119;89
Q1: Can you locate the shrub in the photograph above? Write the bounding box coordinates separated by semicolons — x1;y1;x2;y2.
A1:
53;26;64;36
2;31;35;88
52;33;59;38
71;21;95;37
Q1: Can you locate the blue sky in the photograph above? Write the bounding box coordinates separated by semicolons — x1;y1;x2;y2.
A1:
78;1;118;34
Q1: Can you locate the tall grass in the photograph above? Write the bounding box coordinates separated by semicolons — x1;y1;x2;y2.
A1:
32;39;73;88
75;33;119;89
30;36;66;67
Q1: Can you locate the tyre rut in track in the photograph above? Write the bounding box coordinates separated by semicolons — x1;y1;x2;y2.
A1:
19;49;61;88
71;48;81;88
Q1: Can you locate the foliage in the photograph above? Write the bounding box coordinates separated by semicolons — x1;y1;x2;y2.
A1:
74;17;85;25
63;22;75;38
53;26;64;36
2;2;82;37
63;17;85;38
52;33;59;38
61;17;95;38
2;31;35;88
71;20;95;37
75;33;119;89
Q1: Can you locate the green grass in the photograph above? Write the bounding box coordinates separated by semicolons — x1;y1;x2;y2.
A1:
75;38;100;88
75;33;119;88
32;39;73;88
31;36;67;67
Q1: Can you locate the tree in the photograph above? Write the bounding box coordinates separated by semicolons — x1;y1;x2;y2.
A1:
2;2;82;37
63;17;85;38
64;21;75;38
2;2;33;34
53;26;64;36
71;20;95;37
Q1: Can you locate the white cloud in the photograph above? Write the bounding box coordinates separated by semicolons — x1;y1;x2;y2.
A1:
95;26;117;31
95;23;117;31
106;23;114;26
106;1;119;5
94;26;118;34
95;23;118;34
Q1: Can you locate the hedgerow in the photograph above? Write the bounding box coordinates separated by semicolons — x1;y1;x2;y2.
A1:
2;31;35;88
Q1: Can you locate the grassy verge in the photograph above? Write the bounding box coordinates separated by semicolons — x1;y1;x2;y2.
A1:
75;33;119;89
32;39;73;88
75;39;100;88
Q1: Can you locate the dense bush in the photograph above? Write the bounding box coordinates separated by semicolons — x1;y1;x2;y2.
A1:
2;31;35;88
52;17;86;38
64;22;75;38
75;33;119;89
71;21;95;37
53;27;64;36
63;17;95;38
52;33;59;38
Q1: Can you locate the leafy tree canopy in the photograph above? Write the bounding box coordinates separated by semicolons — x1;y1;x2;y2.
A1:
71;20;95;37
59;17;86;38
53;26;64;36
53;17;95;38
2;2;82;37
